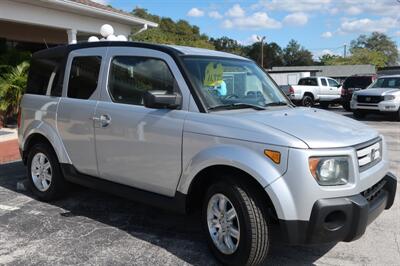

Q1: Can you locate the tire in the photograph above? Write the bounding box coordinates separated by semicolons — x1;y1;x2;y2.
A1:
301;95;314;107
342;102;351;111
353;110;367;119
26;143;67;201
202;179;271;266
320;102;329;109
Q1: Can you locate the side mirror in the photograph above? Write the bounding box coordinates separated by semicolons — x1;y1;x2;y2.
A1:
143;90;182;109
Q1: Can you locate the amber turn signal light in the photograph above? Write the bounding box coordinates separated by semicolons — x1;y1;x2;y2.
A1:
264;150;281;164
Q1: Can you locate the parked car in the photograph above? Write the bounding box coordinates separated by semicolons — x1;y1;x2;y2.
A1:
288;76;341;107
19;42;397;266
341;74;376;111
351;75;400;120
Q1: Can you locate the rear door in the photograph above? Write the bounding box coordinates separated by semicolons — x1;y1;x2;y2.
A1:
94;47;189;197
319;78;330;100
327;78;341;99
57;48;106;176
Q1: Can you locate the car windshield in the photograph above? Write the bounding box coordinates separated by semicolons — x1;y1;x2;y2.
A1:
369;77;400;89
182;56;290;111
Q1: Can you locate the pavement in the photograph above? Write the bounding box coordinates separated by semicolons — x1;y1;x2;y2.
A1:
0;109;399;265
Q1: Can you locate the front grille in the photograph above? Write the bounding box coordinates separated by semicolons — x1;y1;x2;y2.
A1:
356;139;382;172
357;95;383;104
361;179;386;202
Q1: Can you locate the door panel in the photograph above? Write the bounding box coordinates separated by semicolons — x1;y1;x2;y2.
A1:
94;48;189;197
94;103;185;196
56;48;105;176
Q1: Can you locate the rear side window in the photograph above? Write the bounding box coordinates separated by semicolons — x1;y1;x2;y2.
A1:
108;56;178;106
67;56;101;99
343;76;373;89
298;78;317;86
26;57;60;95
321;78;327;86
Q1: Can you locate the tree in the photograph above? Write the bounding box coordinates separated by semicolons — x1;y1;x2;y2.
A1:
246;42;284;68
318;54;340;65
0;62;29;122
350;32;398;66
131;8;214;49
282;39;313;66
323;48;387;68
210;37;244;55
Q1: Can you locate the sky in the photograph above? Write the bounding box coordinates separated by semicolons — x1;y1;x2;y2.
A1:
95;0;400;59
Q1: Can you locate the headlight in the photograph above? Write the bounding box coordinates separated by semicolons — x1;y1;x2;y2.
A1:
384;95;396;101
351;93;357;100
309;156;349;186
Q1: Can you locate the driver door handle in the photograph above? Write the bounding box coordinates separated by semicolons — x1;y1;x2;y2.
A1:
92;114;111;127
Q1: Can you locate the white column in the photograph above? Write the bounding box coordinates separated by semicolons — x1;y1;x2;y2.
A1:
67;29;77;44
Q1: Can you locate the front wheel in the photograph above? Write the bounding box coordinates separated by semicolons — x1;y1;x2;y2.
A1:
353;110;367;119
202;180;270;266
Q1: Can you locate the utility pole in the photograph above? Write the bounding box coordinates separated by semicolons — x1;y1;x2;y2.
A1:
343;43;347;58
257;35;266;68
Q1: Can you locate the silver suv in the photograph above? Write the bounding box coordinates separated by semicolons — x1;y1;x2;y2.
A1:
18;42;397;266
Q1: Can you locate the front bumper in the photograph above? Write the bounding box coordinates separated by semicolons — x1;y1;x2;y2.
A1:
351;100;400;112
279;172;397;245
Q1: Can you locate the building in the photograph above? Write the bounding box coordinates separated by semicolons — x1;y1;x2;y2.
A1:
268;65;376;85
0;0;158;51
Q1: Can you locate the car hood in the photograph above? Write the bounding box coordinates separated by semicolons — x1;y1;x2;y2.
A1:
356;88;400;96
230;107;379;149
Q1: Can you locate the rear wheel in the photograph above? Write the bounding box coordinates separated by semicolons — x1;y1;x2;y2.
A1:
301;95;314;107
202;179;271;266
342;101;351;111
27;143;67;201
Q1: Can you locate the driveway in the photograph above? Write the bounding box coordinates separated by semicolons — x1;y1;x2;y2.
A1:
0;109;399;265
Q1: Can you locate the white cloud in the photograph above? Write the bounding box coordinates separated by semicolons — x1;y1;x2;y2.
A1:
226;4;245;17
208;11;223;19
321;31;333;38
339;17;398;33
283;12;308;26
187;8;204;17
395;31;400;37
346;6;362;15
255;0;331;13
313;49;340;60
223;12;282;30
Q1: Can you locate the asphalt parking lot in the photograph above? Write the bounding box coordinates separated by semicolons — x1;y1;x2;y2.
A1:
0;108;399;265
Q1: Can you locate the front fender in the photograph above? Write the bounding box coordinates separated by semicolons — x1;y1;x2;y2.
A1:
178;135;289;194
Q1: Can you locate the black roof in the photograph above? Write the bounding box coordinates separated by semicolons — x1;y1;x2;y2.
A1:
33;41;184;59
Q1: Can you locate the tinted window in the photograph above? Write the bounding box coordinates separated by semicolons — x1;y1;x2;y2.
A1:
321;78;327;86
343;76;373;89
371;77;400;89
26;57;60;95
298;78;317;86
328;79;339;87
67;56;101;99
108;56;178;105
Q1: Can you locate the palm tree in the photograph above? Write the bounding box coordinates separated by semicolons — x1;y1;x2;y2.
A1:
0;61;29;124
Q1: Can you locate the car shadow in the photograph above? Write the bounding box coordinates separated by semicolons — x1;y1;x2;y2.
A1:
0;161;335;265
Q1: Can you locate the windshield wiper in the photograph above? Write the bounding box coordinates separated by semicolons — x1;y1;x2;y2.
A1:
264;101;288;107
208;103;266;111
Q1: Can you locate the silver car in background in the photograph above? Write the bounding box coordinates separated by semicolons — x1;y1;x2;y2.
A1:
18;42;397;266
351;75;400;120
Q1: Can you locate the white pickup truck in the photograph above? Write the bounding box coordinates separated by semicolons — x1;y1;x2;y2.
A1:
288;77;342;107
